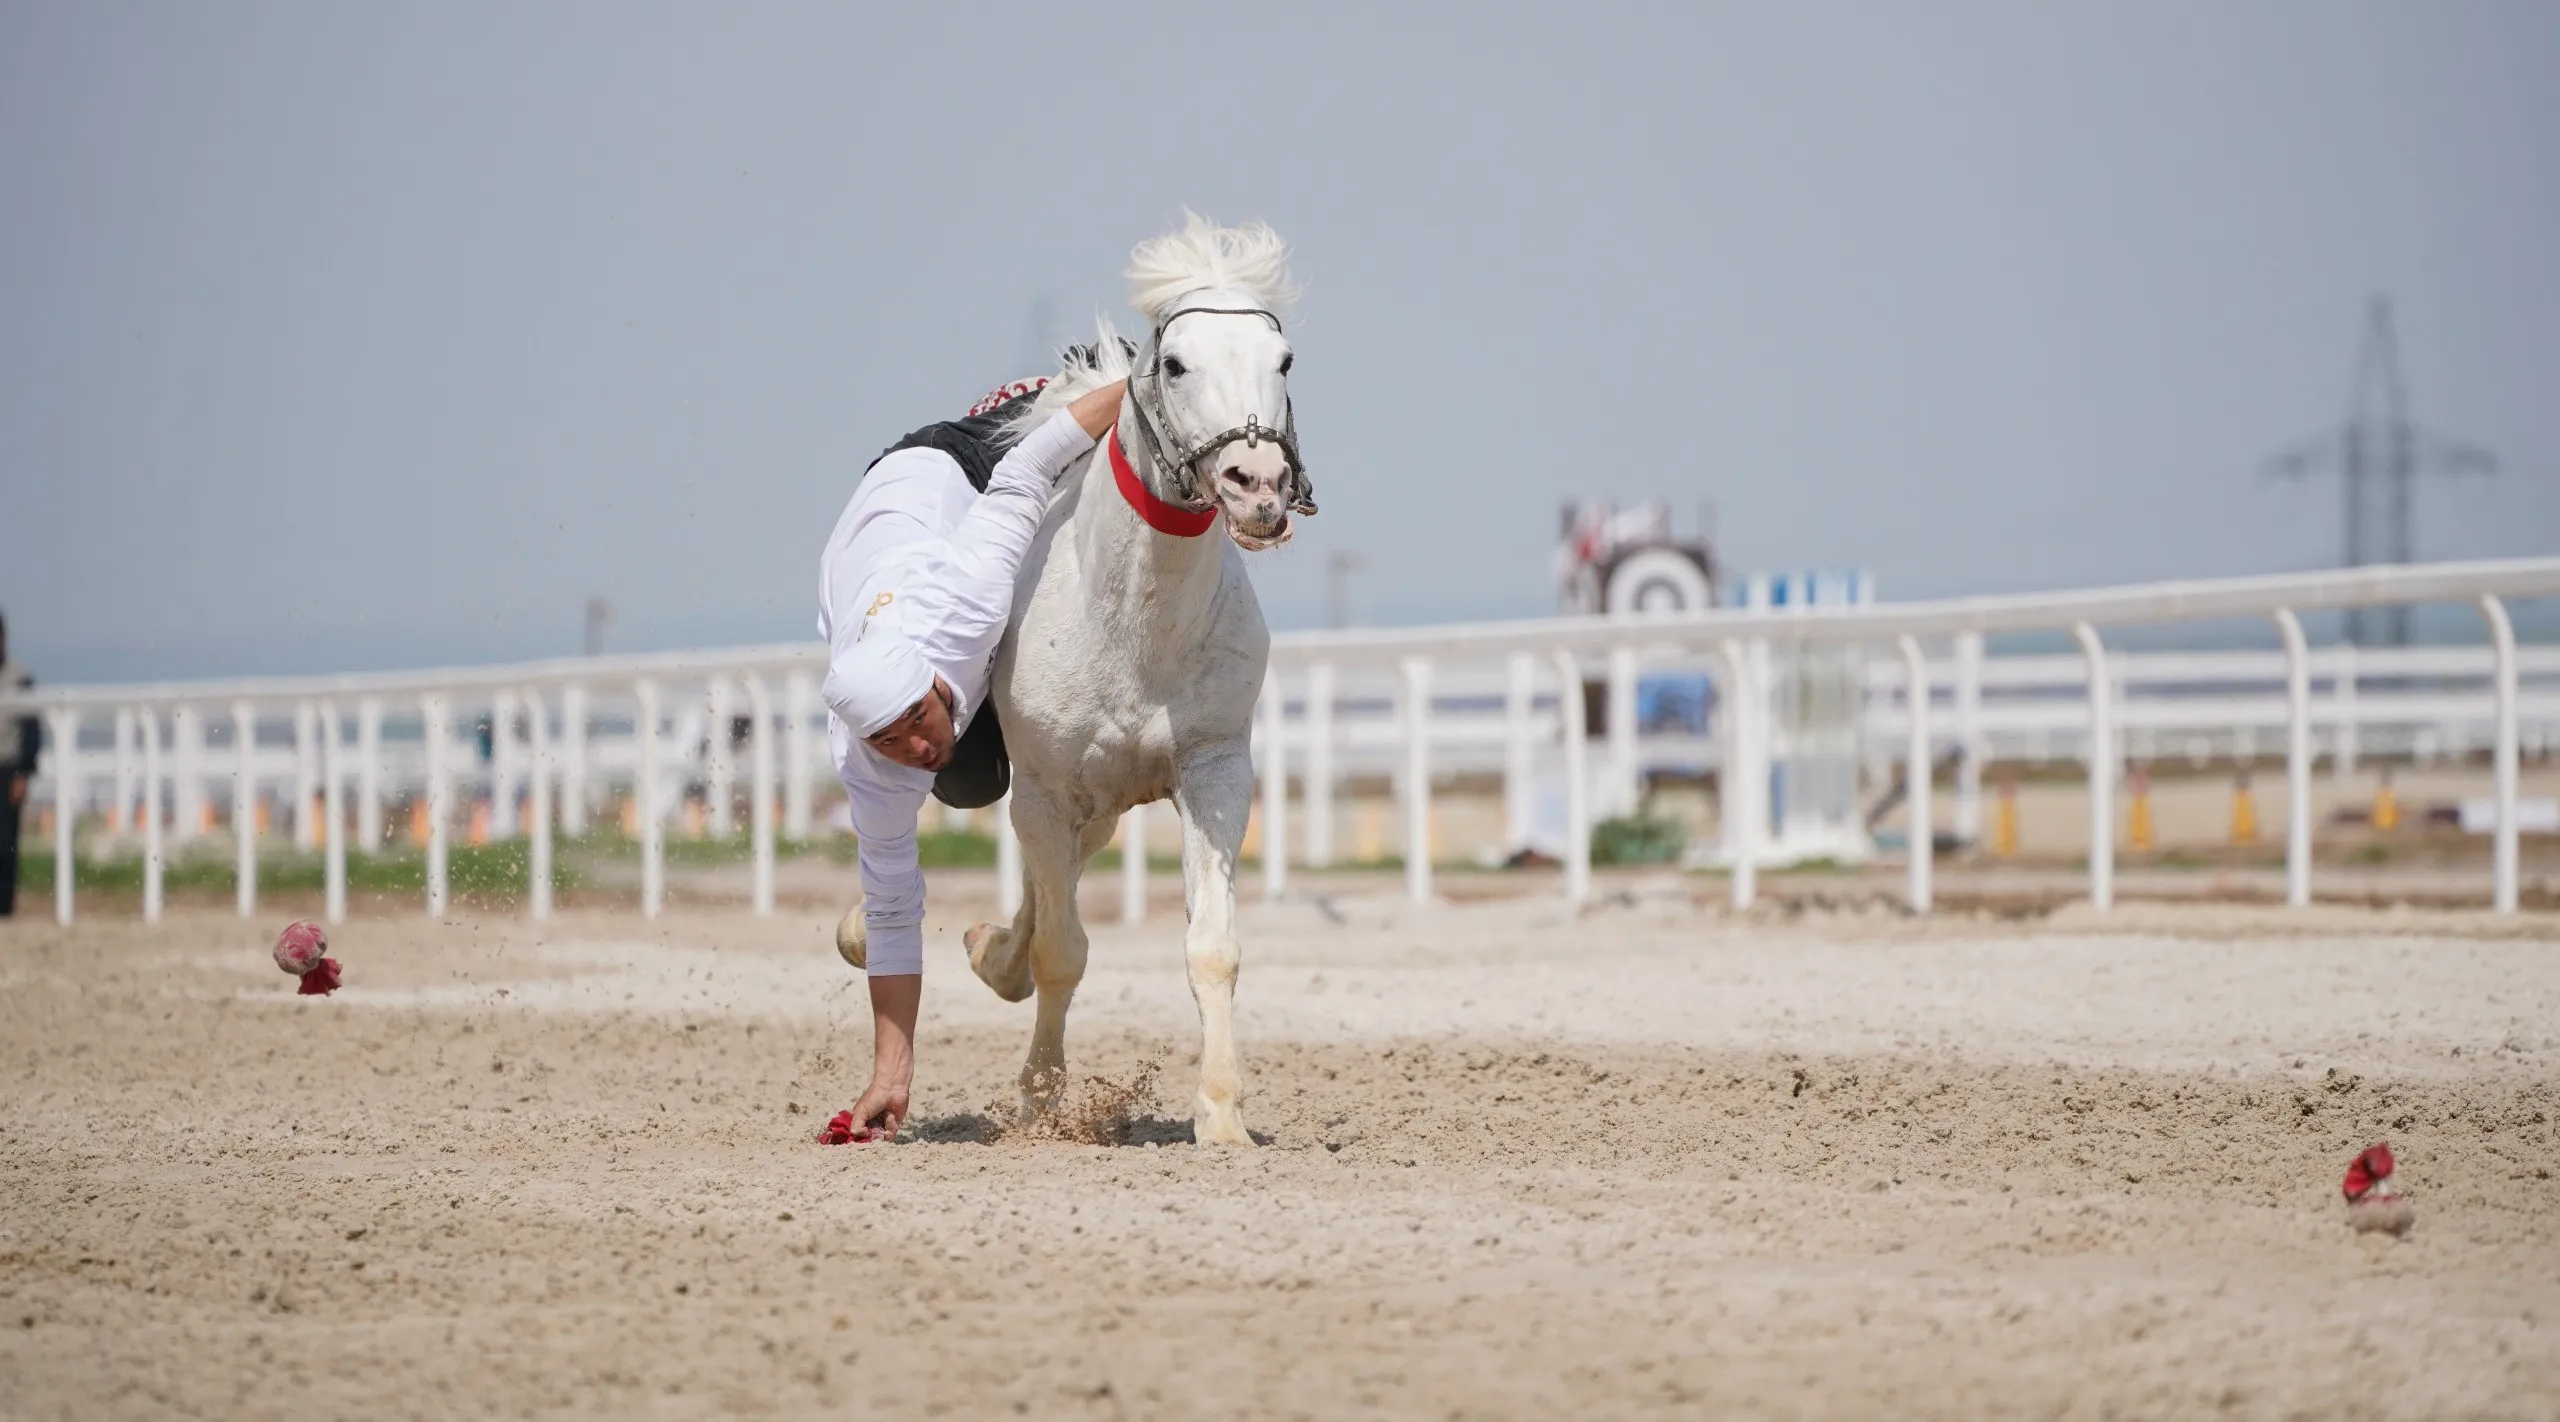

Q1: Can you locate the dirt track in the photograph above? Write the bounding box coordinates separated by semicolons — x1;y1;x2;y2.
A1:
4;884;2556;1419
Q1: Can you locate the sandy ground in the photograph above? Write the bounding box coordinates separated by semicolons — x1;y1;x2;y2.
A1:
4;885;2556;1420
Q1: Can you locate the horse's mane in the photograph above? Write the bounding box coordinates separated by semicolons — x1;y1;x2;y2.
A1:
997;213;1297;448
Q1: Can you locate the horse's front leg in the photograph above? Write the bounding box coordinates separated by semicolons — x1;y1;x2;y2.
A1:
1173;750;1255;1145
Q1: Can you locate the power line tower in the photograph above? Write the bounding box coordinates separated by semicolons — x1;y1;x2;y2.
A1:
2265;295;2496;645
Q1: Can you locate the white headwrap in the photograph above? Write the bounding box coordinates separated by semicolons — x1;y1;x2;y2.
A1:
824;633;936;739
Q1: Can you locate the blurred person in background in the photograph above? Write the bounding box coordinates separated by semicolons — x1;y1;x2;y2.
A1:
0;611;36;918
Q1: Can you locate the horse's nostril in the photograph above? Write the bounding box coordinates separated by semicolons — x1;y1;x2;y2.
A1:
1220;466;1253;489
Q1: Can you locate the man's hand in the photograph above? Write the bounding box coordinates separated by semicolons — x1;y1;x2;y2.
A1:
844;1075;910;1142
7;776;22;807
841;972;923;1141
1068;379;1129;441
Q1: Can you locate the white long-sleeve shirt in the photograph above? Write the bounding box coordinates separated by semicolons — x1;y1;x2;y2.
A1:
816;408;1096;974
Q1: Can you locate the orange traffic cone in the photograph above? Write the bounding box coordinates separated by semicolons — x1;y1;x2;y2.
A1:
2127;769;2156;852
2230;770;2259;846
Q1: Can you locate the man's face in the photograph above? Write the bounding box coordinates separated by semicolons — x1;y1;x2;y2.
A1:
864;679;955;772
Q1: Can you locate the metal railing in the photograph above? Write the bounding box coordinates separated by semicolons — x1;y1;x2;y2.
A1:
7;557;2554;924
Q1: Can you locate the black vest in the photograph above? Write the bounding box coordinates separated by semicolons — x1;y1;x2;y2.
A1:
866;390;1044;493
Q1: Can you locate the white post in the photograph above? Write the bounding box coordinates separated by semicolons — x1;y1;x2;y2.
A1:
525;687;553;920
783;670;815;842
140;708;163;924
1260;669;1288;902
49;708;77;926
292;700;318;851
232;699;257;918
559;683;589;837
356;697;384;850
995;792;1023;918
1554;650;1590;907
637;679;664;919
1401;655;1433;905
1120;802;1147;924
1305;661;1336;869
321;699;346;925
2330;643;2359;779
1503;651;1536;855
489;689;520;840
745;674;776;916
172;706;204;843
1606;643;1639;819
2275;608;2312;908
1899;635;1933;915
423;694;450;918
1719;639;1756;911
1953;632;1984;846
2481;595;2519;914
705;678;735;839
2072;622;2113;911
110;706;135;841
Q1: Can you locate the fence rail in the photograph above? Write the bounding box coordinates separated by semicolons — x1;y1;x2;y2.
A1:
7;557;2555;925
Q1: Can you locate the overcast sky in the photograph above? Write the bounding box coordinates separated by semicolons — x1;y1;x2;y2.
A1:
3;3;2554;680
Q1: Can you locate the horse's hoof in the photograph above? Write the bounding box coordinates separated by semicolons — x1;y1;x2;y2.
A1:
1192;1096;1252;1147
834;903;867;970
965;923;1034;1003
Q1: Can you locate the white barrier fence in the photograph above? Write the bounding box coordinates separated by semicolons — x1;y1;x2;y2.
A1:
7;558;2556;924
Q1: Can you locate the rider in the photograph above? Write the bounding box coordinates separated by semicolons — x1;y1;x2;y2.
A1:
818;371;1127;1143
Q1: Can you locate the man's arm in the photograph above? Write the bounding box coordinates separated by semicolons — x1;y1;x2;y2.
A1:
943;383;1125;579
841;770;928;1138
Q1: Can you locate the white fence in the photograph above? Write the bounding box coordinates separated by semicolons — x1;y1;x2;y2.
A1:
7;557;2556;925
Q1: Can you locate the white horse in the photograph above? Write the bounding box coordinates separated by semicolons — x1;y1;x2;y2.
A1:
966;215;1311;1146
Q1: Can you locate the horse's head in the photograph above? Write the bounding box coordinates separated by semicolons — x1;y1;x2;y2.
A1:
1124;215;1313;551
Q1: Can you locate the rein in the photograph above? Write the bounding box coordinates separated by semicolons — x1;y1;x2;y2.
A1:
1121;305;1318;521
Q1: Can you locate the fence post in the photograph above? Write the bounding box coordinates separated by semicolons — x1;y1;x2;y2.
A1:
1899;635;1933;914
423;694;450;918
1305;661;1335;868
705;677;735;839
232;700;257;918
172;706;204;843
141;708;163;924
1719;638;1756;911
783;669;815;842
292;700;317;851
745;674;776;916
111;707;135;840
1504;651;1536;855
2274;608;2312;908
489;689;520;840
560;683;589;837
1260;669;1287;902
2072;622;2113;911
356;697;384;849
1553;650;1590;907
2481;595;2519;914
1606;644;1639;819
321;699;346;925
526;687;553;920
1953;632;1984;845
1402;655;1433;905
2330;643;2359;779
637;678;664;919
50;708;77;926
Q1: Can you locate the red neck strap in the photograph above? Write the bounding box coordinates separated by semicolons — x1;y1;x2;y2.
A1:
1109;425;1218;538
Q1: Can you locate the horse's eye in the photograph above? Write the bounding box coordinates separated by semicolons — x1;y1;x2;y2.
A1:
1163;356;1187;379
1278;352;1294;376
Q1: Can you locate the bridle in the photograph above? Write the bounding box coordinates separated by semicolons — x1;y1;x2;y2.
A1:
1122;306;1317;518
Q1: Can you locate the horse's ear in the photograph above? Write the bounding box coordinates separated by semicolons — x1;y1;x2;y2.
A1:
1116;336;1138;360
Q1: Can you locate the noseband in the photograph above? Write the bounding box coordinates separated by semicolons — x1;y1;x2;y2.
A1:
1123;306;1318;518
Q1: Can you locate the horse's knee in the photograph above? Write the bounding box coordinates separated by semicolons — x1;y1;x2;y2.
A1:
1184;931;1240;989
1031;926;1089;994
